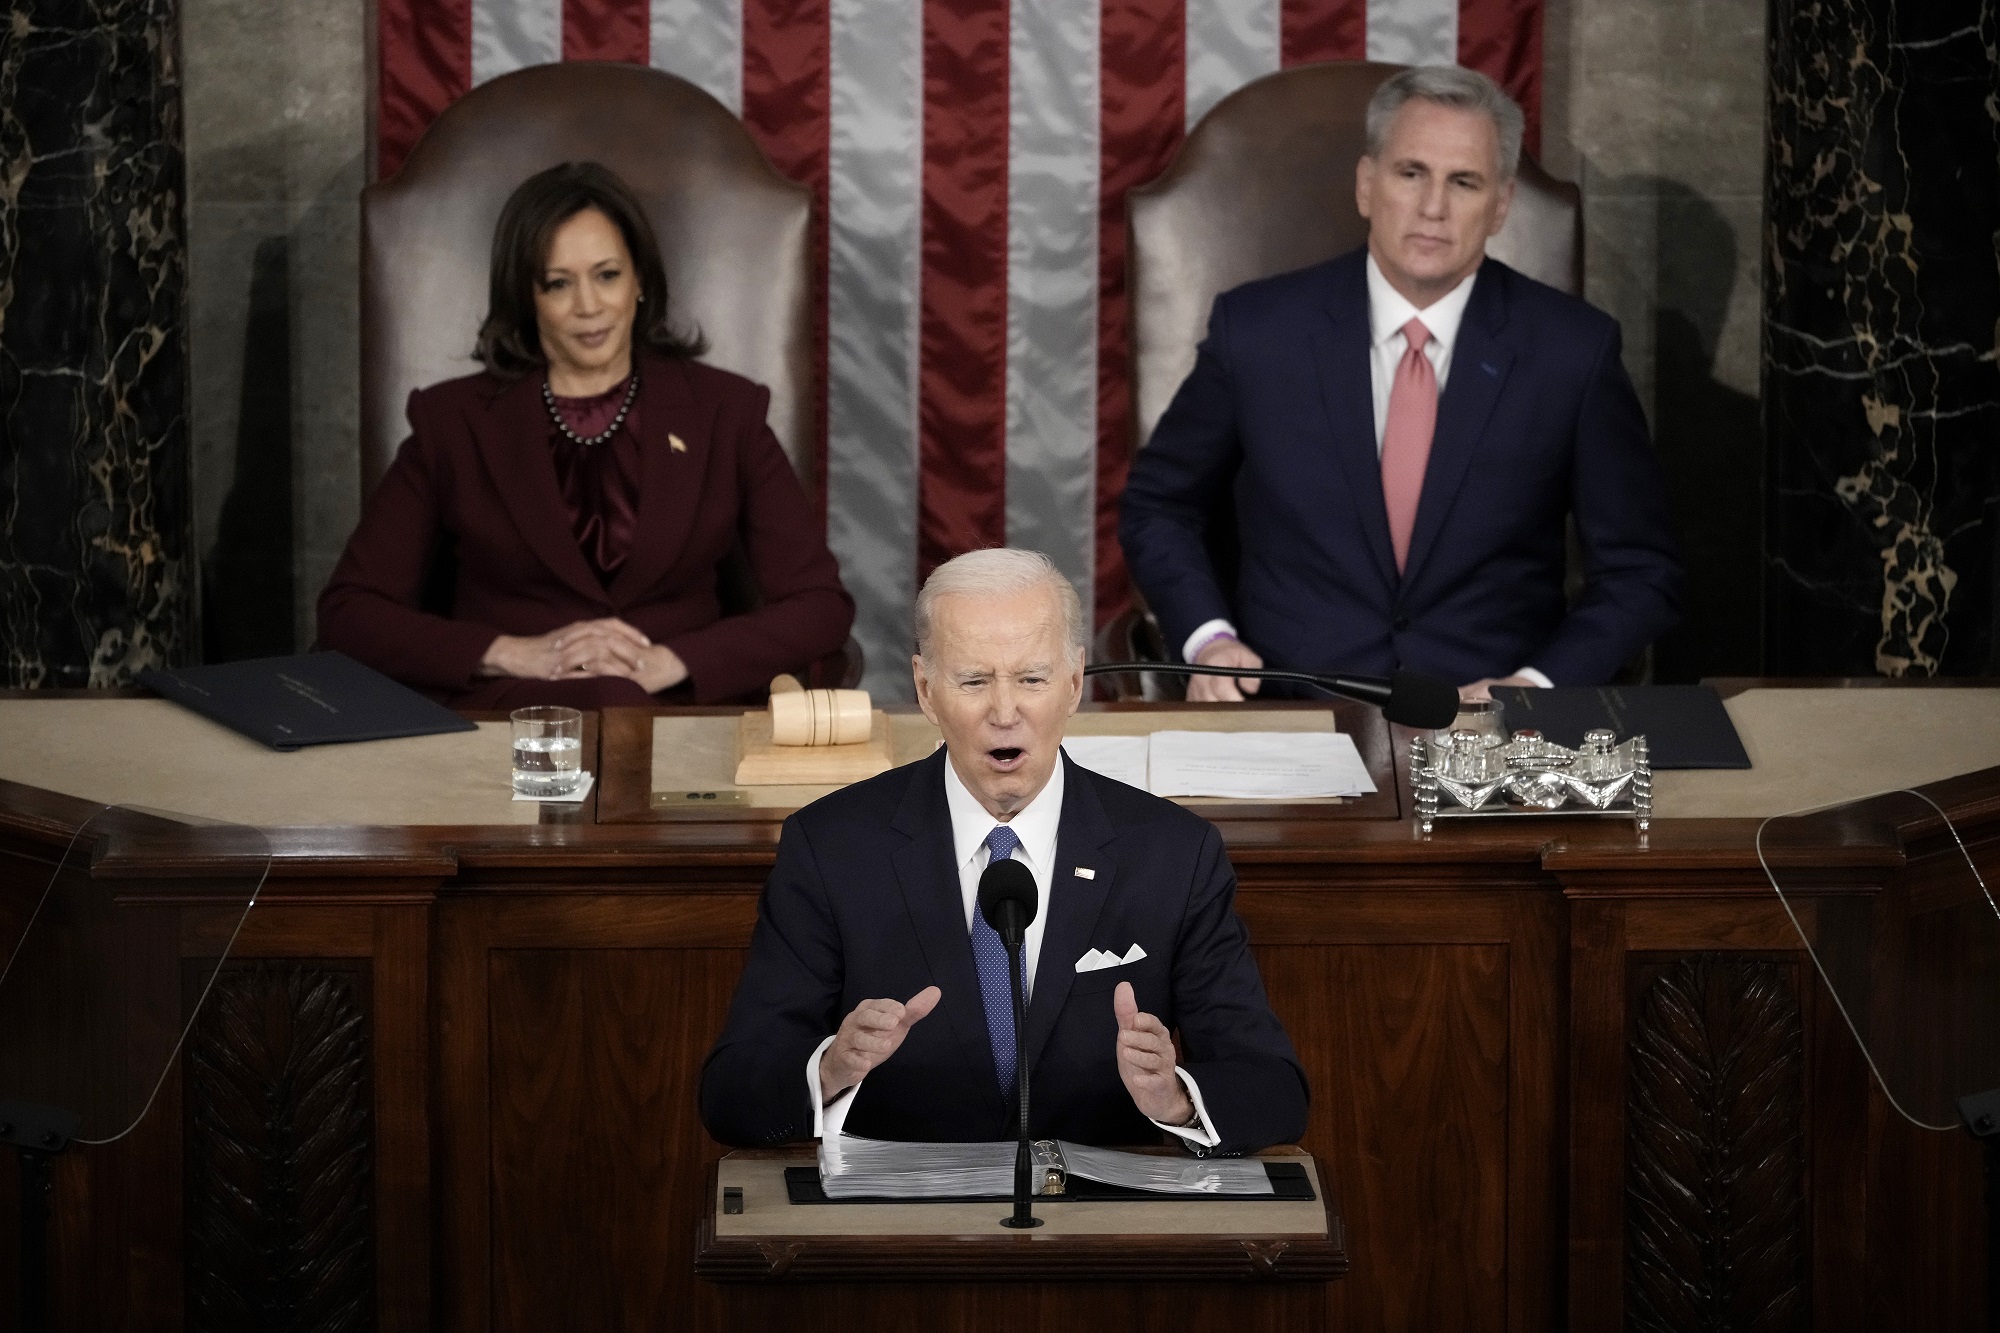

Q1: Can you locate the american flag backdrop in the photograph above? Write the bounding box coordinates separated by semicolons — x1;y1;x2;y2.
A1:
375;0;1542;697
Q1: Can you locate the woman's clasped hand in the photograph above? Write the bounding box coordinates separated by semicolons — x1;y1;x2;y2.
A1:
479;618;689;692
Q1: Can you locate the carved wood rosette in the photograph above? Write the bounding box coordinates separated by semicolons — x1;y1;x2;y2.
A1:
1625;954;1807;1332
185;961;375;1331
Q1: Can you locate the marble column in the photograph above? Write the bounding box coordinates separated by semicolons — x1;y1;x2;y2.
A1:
0;0;193;687
1764;0;2000;675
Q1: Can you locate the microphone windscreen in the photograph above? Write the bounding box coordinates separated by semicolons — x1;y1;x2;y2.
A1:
1384;670;1462;730
978;857;1038;932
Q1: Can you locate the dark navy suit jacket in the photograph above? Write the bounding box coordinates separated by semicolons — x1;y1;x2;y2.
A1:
699;750;1308;1154
1120;249;1682;686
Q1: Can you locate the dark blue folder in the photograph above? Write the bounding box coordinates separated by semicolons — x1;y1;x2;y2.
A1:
140;652;478;751
1489;685;1752;770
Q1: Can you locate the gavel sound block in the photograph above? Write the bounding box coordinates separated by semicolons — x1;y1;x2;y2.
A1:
734;684;895;786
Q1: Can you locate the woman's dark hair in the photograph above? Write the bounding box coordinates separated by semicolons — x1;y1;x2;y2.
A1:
474;161;705;377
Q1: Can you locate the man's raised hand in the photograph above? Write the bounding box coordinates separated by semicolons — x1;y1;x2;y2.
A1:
819;986;942;1104
1113;981;1196;1126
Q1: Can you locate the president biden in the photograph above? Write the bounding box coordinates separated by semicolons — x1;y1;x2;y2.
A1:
700;547;1308;1154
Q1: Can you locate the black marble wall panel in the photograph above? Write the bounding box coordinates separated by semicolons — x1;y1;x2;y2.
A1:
0;0;193;687
1765;0;2000;675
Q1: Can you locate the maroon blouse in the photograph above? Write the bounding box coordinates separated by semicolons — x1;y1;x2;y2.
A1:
545;376;643;584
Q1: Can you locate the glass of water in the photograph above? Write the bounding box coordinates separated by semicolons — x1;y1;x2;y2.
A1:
511;706;583;798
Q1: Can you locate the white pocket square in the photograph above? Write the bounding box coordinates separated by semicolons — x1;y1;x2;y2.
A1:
1074;943;1148;973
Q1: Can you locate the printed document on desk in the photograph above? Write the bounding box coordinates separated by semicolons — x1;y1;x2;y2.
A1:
1147;730;1376;799
1059;736;1150;788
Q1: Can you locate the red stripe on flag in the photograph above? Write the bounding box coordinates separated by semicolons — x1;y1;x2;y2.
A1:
741;0;833;520
1459;0;1542;153
563;0;650;63
1281;0;1366;65
1095;0;1185;631
376;0;472;179
917;0;1010;579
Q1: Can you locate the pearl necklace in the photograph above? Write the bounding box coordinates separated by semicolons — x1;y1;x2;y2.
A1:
543;370;639;447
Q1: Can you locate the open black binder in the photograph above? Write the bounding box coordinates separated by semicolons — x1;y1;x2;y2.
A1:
784;1161;1316;1205
140;651;477;751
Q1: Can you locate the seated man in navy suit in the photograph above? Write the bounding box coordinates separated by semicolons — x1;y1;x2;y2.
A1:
1120;65;1682;703
700;548;1308;1153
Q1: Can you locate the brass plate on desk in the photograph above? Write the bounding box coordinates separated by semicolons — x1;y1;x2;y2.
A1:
652;789;752;808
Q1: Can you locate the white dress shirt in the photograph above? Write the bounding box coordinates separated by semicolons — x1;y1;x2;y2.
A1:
1182;254;1551;689
809;755;1220;1147
1363;251;1475;453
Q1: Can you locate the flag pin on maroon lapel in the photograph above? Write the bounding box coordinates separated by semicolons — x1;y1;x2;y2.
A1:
669;433;688;453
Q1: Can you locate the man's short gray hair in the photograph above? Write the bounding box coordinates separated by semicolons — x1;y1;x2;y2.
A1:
1364;65;1524;181
914;548;1086;667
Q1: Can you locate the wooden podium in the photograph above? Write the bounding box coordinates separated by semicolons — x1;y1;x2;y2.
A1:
4;686;1999;1328
695;1147;1346;1330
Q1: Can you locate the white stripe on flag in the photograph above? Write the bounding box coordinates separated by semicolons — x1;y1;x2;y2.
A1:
471;0;561;85
1185;0;1280;130
650;0;743;114
1005;0;1100;615
1366;0;1459;66
827;0;924;700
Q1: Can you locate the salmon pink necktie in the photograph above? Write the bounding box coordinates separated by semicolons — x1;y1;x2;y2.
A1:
1380;317;1437;574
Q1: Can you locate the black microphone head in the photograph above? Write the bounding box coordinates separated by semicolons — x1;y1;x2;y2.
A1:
978;856;1038;936
1384;670;1463;730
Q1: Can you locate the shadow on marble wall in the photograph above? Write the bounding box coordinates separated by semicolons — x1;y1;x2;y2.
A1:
1645;179;1764;681
187;137;362;662
202;234;294;661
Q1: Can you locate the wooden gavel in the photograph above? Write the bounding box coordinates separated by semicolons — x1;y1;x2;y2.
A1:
767;676;872;747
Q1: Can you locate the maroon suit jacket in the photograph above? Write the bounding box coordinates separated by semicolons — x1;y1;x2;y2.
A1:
317;352;854;706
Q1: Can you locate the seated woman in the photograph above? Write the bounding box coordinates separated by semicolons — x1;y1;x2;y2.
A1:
319;161;855;708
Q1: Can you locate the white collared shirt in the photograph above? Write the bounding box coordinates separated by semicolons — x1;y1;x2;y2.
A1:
809;753;1220;1147
1180;253;1551;688
1364;252;1478;454
941;750;1062;994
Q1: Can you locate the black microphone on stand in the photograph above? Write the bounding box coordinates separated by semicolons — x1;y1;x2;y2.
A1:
978;857;1041;1230
1082;662;1461;731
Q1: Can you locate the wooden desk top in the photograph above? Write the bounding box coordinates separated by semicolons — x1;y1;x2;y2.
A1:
696;1148;1345;1283
0;683;1993;881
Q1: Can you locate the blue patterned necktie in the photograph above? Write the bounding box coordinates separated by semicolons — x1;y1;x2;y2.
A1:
970;824;1025;1098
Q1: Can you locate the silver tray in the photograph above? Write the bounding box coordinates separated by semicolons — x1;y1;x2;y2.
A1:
1412;727;1652;834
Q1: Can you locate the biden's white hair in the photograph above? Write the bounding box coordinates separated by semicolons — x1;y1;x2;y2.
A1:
1365;64;1525;181
914;548;1086;670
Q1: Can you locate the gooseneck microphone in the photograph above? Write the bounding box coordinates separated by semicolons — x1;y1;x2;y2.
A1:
977;857;1040;1230
1082;662;1461;731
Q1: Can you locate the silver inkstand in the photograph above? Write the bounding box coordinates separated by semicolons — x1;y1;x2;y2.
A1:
1411;698;1652;834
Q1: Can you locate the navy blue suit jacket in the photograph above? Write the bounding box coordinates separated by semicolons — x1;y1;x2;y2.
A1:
1120;249;1682;686
699;749;1308;1154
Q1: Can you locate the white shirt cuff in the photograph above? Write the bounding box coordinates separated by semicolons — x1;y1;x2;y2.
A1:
1514;666;1554;689
1181;619;1239;665
807;1033;860;1139
1149;1066;1222;1149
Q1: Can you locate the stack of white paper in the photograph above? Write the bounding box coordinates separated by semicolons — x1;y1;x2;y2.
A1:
1057;735;1149;788
817;1134;1275;1199
1061;731;1374;799
1148;730;1374;798
819;1135;1016;1198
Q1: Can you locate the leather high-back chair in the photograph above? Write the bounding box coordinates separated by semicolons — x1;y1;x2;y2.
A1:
361;63;813;493
1129;61;1580;452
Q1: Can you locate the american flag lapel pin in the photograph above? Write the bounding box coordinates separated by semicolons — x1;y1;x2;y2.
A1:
1074;867;1095;880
